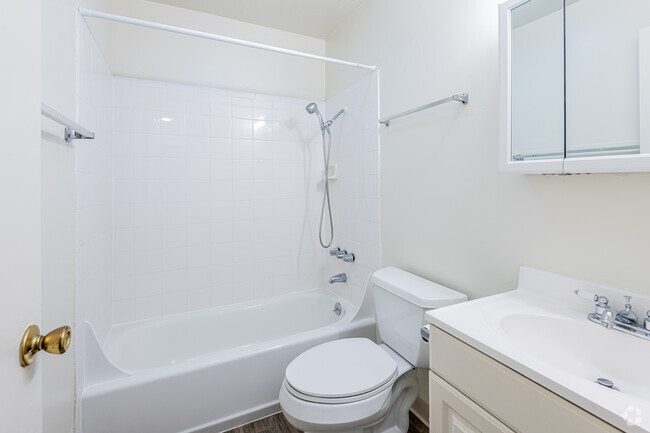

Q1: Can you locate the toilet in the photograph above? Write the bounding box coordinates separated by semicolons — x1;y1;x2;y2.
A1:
279;267;468;433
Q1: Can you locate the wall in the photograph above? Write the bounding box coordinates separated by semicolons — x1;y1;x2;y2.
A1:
323;73;381;306
111;78;326;323
326;0;650;406
81;0;326;100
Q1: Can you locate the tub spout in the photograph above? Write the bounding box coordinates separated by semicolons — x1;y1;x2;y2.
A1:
329;273;347;284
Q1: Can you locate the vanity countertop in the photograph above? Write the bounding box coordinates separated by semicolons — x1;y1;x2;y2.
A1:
426;267;650;433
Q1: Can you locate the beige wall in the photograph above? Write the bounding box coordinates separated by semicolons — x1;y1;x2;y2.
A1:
326;0;650;406
82;0;326;100
327;0;650;302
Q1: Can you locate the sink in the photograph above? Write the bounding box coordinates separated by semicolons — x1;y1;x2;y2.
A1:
498;313;650;402
426;267;650;433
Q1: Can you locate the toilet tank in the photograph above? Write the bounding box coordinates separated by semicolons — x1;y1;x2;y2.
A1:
371;267;467;368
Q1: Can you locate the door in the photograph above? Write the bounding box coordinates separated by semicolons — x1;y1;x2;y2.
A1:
0;0;44;431
430;372;516;433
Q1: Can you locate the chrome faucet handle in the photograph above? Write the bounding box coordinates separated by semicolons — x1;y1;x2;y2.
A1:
336;250;347;259
616;296;639;326
329;247;341;256
645;311;650;331
574;290;609;315
342;253;355;262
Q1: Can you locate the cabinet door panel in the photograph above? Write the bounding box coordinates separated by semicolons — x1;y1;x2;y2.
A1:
430;372;515;433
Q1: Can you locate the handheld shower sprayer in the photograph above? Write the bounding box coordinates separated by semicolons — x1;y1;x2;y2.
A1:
305;102;347;249
305;103;346;133
305;102;325;132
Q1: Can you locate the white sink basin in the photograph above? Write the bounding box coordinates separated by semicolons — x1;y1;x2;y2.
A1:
498;313;650;402
426;267;650;433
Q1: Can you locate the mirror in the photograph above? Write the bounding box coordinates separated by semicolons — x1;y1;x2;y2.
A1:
566;0;650;159
500;0;650;173
510;0;564;162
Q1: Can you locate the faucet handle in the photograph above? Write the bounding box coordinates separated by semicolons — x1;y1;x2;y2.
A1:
574;290;608;305
336;250;347;259
342;253;355;262
329;247;341;256
575;289;599;302
616;295;639;325
575;290;609;316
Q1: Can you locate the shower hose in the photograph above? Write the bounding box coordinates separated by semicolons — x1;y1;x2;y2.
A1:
319;130;334;249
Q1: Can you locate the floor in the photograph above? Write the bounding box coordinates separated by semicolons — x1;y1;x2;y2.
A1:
225;411;429;433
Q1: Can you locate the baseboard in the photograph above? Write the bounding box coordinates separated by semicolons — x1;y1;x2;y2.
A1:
410;397;429;427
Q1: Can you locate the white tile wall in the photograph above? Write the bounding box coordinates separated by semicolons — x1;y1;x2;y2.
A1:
111;78;328;323
323;73;381;306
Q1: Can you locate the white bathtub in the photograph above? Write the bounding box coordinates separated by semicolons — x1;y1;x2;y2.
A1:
81;289;376;433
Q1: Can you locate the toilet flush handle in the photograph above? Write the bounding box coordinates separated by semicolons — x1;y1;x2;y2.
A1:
420;326;430;343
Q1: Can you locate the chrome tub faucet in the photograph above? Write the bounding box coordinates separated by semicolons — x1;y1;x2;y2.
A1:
329;273;347;284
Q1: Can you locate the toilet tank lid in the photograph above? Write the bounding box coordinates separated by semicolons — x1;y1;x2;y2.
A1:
371;267;468;308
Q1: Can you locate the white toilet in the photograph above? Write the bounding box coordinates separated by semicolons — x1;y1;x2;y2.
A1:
279;267;467;433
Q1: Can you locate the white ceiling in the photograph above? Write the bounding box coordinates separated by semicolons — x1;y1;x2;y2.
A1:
147;0;368;39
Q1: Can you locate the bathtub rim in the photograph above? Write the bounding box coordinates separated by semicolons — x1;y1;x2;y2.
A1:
82;286;376;391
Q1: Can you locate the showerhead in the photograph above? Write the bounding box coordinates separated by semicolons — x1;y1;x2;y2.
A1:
305;102;318;114
306;102;346;133
306;102;325;132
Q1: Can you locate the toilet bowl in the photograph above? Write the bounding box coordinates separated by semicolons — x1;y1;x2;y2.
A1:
280;267;468;433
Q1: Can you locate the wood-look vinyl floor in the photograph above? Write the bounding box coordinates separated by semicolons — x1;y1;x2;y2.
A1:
225;411;429;433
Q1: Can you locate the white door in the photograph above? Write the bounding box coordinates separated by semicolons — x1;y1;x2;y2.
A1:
430;373;516;433
0;0;45;431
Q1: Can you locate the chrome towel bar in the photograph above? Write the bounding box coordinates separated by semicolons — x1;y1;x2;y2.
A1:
41;103;95;142
379;93;469;127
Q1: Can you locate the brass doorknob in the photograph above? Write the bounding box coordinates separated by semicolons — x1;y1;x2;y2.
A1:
19;325;71;367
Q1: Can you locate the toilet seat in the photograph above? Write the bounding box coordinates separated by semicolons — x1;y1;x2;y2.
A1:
284;338;398;404
285;371;396;404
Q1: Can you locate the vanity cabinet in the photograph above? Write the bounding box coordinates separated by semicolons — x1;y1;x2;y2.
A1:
428;325;623;433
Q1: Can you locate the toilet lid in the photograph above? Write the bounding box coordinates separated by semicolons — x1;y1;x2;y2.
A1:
285;338;397;399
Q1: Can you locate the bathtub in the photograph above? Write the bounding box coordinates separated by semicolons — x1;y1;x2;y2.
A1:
81;288;376;433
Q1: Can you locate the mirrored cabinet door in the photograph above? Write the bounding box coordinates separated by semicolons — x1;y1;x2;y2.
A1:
566;0;650;161
510;0;564;163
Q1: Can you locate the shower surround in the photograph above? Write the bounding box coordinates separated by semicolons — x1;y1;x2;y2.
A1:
109;74;380;324
76;21;380;431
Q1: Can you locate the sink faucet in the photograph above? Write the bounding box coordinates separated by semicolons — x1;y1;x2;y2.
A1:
575;290;650;341
600;307;617;330
329;273;347;284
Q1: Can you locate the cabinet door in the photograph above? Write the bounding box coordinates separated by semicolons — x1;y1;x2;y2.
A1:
430;372;515;433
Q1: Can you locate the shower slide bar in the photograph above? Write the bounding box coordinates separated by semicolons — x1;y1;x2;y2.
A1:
41;103;95;142
79;8;377;72
379;93;469;127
